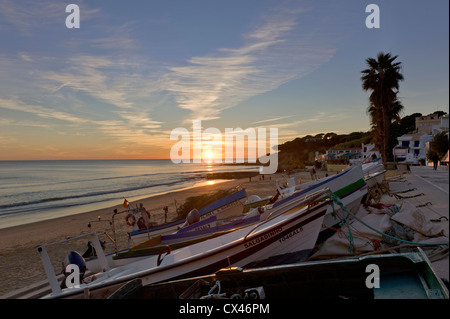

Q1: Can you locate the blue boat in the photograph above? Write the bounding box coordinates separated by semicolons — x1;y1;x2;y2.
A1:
126;188;248;245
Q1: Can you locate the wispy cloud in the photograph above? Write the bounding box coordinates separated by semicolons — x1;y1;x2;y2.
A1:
251;115;295;125
90;23;140;51
18;52;33;62
163;8;335;122
0;97;89;123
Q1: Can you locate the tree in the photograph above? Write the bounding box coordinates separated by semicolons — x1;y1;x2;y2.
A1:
361;52;404;162
427;131;450;161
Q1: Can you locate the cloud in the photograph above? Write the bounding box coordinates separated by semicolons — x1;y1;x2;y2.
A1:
89;23;140;51
18;52;33;62
0;117;49;128
0;97;89;123
42;55;139;109
250;115;295;125
163;9;335;122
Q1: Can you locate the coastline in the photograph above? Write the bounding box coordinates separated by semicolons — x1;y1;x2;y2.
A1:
0;170;330;296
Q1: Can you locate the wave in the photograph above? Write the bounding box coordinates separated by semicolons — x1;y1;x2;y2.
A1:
0;170;203;191
0;175;202;212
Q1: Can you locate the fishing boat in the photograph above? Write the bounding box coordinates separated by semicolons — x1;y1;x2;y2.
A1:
365;169;387;188
243;195;272;213
38;188;331;299
273;164;368;239
85;188;330;272
362;159;384;175
109;248;448;299
85;214;262;272
128;188;247;245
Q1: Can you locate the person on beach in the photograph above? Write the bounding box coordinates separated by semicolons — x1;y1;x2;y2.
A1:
431;152;440;170
310;167;317;180
163;206;169;223
137;203;151;229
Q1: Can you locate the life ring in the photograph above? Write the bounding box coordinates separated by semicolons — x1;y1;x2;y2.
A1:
157;246;171;266
125;214;136;226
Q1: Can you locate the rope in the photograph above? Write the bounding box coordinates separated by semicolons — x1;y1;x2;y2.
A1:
331;198;355;254
395;187;417;194
328;192;449;247
416;202;432;208
326;207;382;252
200;280;227;299
390;192;424;200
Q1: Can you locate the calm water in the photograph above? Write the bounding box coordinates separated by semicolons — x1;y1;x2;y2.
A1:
0;160;258;229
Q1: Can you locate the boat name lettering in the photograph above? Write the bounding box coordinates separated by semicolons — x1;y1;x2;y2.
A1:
278;227;303;243
202;201;240;219
194;224;211;231
244;227;282;249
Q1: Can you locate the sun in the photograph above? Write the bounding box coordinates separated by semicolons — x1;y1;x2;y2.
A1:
202;149;215;162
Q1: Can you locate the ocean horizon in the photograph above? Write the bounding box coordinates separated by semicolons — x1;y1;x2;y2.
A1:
0;159;259;229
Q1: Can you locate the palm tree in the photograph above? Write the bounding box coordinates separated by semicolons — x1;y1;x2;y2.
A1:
366;98;404;159
361;52;404;162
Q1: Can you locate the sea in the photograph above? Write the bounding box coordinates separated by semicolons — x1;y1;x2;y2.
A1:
0;159;259;229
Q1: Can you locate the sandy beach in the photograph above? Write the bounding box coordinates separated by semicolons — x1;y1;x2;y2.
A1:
0;170;330;296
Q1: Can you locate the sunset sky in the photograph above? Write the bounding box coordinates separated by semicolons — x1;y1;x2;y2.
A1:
0;0;448;160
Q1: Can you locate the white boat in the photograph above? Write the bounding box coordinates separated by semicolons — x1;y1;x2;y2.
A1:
84;187;330;273
39;189;331;299
273;164;367;236
362;159;384;176
128;188;247;245
243;194;272;213
365;169;386;188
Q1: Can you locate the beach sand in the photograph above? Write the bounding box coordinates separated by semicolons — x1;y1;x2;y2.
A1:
0;170;329;296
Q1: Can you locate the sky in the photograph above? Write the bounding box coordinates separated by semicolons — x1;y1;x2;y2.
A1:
0;0;448;161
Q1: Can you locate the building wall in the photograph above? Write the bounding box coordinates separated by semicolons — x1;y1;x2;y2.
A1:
395;113;449;164
416;114;442;135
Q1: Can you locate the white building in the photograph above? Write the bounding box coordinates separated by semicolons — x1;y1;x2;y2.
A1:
393;113;449;164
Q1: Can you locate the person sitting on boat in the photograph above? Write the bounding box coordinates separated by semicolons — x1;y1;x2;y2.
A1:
82;240;106;259
136;213;146;230
139;203;152;228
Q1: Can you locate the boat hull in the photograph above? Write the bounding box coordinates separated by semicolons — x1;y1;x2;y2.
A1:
44;199;329;299
275;164;367;232
119;248;448;300
365;170;386;188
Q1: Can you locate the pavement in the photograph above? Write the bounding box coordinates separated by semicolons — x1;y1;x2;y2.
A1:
387;166;449;286
393;166;449;220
